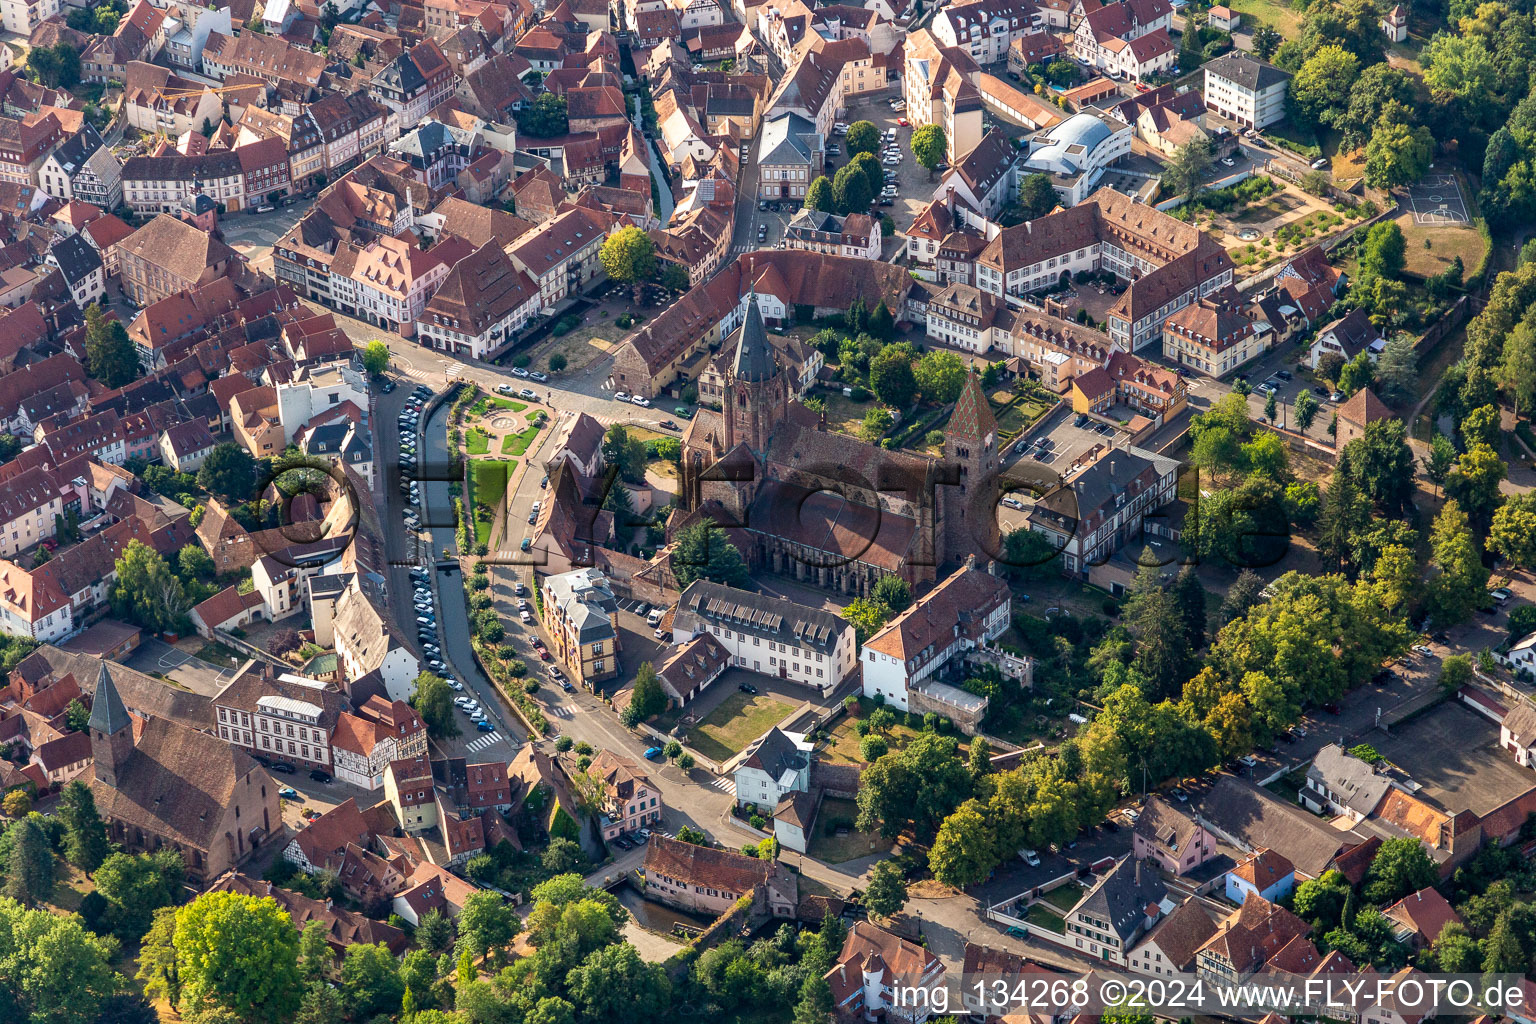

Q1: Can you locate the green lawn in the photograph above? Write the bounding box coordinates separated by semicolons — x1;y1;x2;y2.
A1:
822;716;930;765
806;797;892;863
466;427;491;455
1041;881;1086;913
994;397;1051;438
475;519;492;545
689;692;795;762
470;396;528;416
501;424;541;456
1024;904;1066;933
472;460;511;507
1226;0;1303;36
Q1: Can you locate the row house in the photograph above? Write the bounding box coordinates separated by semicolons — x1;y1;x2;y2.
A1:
675;579;857;696
38;124;123;210
349;234;472;338
212;667;348;771
1027;443;1181;585
766;46;842;142
35;408;127;465
860;562;1012;732
1072;0;1174;80
0;110;63;187
538;566;620;688
331;696;428;790
933;129;1021;220
417;242;541;361
122;151;245;215
0;498;188;641
782;209;881;260
123;61;223;142
0;463;64;560
931;0;1044;65
648;206;733;288
369;39;456;139
237;136;291;206
905;29;985;161
386;120;478;191
309;92;391;181
158;1;230;71
200;30;325;89
0;0;60;36
331;578;419;701
239;106;328;192
507;206;611;311
80;3;164;84
1074;349;1188;426
1163;295;1269;377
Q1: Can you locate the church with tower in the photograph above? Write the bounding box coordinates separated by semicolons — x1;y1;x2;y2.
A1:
87;662;281;883
674;293;1001;597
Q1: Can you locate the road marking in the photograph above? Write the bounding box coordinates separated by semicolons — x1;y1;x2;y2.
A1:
465;732;502;752
708;776;735;794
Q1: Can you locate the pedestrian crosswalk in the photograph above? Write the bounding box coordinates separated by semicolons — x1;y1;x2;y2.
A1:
545;704;573;719
732;243;753;254
708;776;735;794
465;731;502;752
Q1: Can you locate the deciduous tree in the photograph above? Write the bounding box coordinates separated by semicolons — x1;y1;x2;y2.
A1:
598;227;656;304
1428;499;1490;627
803;176;834;213
0;898;118;1023
863;859;908;919
910;124;947;178
197;443;257;503
1491;493;1536;569
361;340;390;377
173;889;303;1022
844;121;880;156
412;672;459;739
1018;172;1058;220
869;347;917;407
914;350;967;403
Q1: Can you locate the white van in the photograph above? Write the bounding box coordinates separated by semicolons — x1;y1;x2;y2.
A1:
646;608;664;627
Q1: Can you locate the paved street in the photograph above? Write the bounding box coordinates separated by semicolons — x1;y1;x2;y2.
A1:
225;197;317;268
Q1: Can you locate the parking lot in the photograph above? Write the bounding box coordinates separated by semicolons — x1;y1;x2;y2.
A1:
1239;368;1343;442
836;94;929;247
1007;405;1127;473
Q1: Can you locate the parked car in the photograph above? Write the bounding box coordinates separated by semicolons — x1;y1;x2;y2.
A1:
278;786;299;799
496;384;514;394
518;388;538;400
512;366;530;378
739;682;758;694
614;392;631;403
1490;587;1513;603
631;395;651;407
1311;157;1330;170
561;680;575;693
529;371;548;382
644;746;664;761
477;720;496;732
612;835;633;850
309;769;333;783
658;419;678;430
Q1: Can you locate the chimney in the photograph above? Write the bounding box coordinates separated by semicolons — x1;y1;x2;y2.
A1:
946;186;956;212
1135;858;1142;886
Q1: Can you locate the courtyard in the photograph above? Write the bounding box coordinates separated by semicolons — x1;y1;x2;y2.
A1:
684;689;797;764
